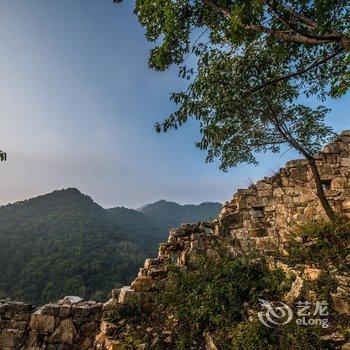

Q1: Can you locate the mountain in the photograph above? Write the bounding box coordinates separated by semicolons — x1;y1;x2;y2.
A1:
139;199;222;229
0;189;162;304
0;189;221;305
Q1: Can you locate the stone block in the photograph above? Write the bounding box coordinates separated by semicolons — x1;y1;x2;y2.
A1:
256;181;272;191
29;313;56;334
341;158;350;167
341;130;350;136
42;303;60;316
80;321;98;337
59;305;71;318
71;305;91;317
144;258;160;269
323;153;341;164
330;293;350;315
304;267;323;281
131;276;154;292
257;189;273;197
0;328;25;349
111;289;121;300
58;296;83;305
331;177;348;189
6;301;33;314
102;298;118;312
49;318;77;344
118;286;138;304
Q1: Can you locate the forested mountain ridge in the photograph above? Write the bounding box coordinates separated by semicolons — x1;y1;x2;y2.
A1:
139;199;222;228
0;188;221;305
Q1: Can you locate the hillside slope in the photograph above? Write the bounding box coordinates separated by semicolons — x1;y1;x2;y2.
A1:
0;189;161;304
0;189;221;305
139;199;222;228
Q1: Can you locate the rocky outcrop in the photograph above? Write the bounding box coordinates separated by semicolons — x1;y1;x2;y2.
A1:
0;297;103;349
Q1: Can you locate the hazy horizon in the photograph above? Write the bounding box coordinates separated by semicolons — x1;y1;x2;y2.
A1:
1;0;349;209
0;186;223;210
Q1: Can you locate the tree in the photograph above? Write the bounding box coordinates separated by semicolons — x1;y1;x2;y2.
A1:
116;0;350;220
0;151;6;162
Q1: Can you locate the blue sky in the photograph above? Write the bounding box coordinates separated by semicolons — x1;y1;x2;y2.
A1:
0;0;349;208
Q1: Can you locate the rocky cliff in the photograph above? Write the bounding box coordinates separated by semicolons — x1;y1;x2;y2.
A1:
1;131;350;349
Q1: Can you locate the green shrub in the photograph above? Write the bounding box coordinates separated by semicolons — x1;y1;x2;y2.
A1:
107;296;149;324
228;319;325;350
156;253;292;339
286;217;350;269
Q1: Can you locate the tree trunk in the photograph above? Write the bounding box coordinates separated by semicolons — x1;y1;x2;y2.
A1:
269;113;335;221
305;155;335;221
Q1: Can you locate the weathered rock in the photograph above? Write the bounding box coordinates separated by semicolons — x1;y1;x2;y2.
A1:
59;304;72;318
204;332;218;350
102;298;119;312
304;267;323;281
0;328;25;349
29;313;55;334
42;303;60;316
49;318;77;344
330;293;350;315
118;286;138;304
131;276;154;292
59;296;84;305
0;299;103;349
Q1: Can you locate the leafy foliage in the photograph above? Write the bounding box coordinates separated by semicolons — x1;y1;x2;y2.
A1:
113;0;350;169
103;220;349;349
115;0;350;219
155;249;348;349
108;296;149;324
228;318;325;350
156;254;292;340
285;216;350;270
139;199;222;228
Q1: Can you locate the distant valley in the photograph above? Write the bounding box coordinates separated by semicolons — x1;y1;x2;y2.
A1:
0;188;221;305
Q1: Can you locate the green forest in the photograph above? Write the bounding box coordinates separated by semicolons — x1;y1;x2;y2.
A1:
0;188;221;305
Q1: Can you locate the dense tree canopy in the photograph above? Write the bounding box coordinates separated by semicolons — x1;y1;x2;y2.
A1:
116;0;350;219
0;189;221;304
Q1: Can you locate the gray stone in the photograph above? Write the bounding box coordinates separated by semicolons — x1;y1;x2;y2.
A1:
49;319;77;344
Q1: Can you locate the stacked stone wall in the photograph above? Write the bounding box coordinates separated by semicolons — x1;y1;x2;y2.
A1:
0;297;103;349
216;130;350;252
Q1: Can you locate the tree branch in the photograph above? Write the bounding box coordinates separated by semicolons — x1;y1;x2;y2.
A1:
279;1;318;29
265;0;343;42
204;0;349;47
244;24;341;45
203;0;230;19
240;46;344;100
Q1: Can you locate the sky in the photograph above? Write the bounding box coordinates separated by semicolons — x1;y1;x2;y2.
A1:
0;0;349;208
